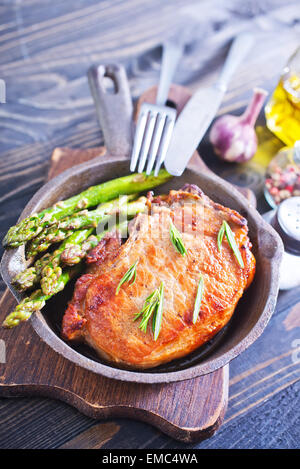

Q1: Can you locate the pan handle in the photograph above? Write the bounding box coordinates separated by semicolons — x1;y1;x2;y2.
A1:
88;64;133;158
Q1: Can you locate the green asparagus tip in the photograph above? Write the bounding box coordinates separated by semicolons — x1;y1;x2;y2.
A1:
60;245;83;266
40;266;62;296
2;310;32;328
12;267;38;292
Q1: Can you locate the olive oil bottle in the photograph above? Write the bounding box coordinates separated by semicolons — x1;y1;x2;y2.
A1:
265;47;300;146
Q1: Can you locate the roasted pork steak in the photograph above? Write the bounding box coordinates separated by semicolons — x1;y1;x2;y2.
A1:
62;185;255;369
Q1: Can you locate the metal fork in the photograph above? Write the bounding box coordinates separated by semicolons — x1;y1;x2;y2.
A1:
130;40;183;176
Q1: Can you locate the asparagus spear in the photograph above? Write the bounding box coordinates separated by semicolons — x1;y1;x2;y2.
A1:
26;196;146;258
57;194;135;230
60;236;99;266
59;220;130;266
25;195;132;258
3;170;172;248
2;265;82;328
12;229;94;291
39;228;94;295
40;233;108;295
59;200;145;266
12;252;52;291
26;227;74;258
39;199;146;295
2;196;148;328
3;212;141;327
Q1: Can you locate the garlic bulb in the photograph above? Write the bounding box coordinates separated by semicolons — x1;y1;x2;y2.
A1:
209;88;268;163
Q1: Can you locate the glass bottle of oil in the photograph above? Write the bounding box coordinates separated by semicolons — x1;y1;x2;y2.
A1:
265;46;300;146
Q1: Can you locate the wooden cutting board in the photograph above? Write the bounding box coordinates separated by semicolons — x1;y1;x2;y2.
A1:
0;84;256;443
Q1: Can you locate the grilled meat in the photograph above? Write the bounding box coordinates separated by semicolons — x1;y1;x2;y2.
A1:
62;185;255;369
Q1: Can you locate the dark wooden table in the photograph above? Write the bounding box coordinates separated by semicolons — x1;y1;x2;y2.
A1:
0;0;299;449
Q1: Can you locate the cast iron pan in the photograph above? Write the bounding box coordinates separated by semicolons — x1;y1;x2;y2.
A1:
1;64;283;383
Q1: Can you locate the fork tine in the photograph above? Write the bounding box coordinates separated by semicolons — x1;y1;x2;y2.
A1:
154;116;175;176
137;112;157;173
130;110;148;172
145;114;166;175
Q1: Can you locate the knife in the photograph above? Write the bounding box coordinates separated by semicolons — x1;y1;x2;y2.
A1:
164;33;254;176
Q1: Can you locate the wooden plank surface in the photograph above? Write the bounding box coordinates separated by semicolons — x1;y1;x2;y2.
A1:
0;0;300;449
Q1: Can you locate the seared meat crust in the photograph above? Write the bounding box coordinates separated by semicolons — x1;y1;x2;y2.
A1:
62;186;255;368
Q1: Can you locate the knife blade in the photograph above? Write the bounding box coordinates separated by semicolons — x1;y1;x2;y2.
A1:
164;33;254;176
164;85;224;176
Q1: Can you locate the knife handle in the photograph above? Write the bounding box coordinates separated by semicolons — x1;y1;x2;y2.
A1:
215;33;254;92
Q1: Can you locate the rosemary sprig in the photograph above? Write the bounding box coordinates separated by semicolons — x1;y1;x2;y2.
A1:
193;275;204;324
217;221;225;251
169;220;187;256
134;281;164;341
152;282;164;341
217;220;244;268
135;290;159;333
116;260;138;295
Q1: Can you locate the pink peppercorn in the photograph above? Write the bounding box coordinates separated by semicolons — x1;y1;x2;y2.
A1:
265;168;300;204
265;143;300;206
269;187;279;195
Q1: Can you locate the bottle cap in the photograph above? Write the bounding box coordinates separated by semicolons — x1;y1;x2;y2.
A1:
273;197;300;255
